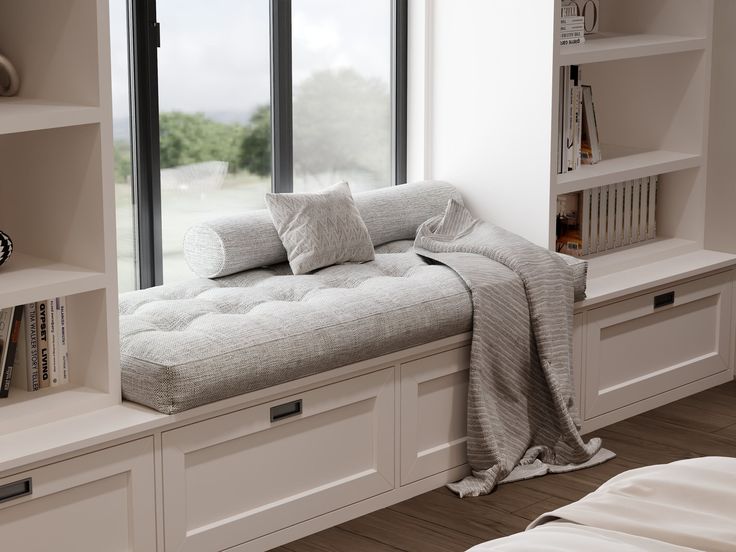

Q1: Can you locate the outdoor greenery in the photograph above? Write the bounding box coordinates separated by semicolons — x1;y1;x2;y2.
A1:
113;68;389;184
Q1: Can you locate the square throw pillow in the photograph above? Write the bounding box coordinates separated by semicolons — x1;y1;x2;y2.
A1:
265;182;375;274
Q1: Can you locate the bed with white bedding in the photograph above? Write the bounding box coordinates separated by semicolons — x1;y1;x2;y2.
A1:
468;456;736;551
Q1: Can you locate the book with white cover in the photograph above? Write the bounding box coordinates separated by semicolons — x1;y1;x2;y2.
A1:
56;296;69;385
607;185;616;250
631;179;641;243
590;186;599;253
614;181;624;248
48;298;59;386
639;178;649;242
623;181;632;246
647;175;658;240
598;185;608;252
581;188;591;255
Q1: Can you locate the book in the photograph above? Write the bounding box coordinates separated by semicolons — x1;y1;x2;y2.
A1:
581;85;602;164
0;307;12;393
639;178;649;241
607;184;616;250
56;297;69;385
37;300;51;388
581;188;591;255
560;37;586;46
631;178;641;243
0;306;24;398
561;2;578;18
614;181;625;248
598;185;609;252
561;30;585;39
25;302;40;390
590;186;599;253
48;298;59;386
623;181;633;245
647;175;658;240
558;67;565;174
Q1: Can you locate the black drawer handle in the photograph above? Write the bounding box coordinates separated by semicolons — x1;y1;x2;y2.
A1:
270;399;302;423
654;291;675;309
0;478;32;504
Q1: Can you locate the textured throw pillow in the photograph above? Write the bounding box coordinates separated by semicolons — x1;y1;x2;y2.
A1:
265;182;375;274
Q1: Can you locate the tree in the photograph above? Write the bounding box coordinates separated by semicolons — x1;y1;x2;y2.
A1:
158;112;244;172
113;140;132;183
292;68;390;184
239;105;271;177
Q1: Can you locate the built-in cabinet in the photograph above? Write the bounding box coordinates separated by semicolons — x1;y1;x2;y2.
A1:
0;438;156;552
161;369;395;552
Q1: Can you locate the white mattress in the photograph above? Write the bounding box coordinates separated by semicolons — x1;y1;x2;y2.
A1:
469;456;736;551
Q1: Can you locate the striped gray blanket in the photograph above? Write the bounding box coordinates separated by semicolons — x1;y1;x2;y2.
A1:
415;200;614;498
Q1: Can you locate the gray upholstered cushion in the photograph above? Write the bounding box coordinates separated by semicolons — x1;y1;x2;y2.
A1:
183;180;463;278
265;182;375;274
120;241;473;414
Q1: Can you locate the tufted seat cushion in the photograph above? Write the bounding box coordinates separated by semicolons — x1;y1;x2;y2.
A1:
120;241;474;414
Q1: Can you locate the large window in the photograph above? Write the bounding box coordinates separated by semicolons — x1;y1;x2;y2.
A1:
111;0;406;290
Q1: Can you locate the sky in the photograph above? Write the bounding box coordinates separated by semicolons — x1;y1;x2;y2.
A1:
109;0;391;124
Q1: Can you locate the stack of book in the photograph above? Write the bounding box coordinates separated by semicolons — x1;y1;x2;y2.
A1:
556;176;658;257
0;297;70;398
560;2;585;46
558;65;602;174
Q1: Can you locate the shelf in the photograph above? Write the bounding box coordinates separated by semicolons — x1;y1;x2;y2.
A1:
0;385;116;437
556;148;701;194
558;33;708;65
0;253;108;309
0;400;165;475
576;239;736;309
0;98;101;135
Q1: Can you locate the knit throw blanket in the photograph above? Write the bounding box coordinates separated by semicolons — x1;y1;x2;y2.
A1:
415;200;614;498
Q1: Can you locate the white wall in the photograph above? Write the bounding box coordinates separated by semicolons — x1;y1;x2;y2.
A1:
408;0;557;247
705;0;736;253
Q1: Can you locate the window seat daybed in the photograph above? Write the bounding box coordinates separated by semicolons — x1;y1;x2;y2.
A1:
119;182;586;415
119;240;473;414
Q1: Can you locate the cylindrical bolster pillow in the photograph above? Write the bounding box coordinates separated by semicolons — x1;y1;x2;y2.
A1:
183;180;463;278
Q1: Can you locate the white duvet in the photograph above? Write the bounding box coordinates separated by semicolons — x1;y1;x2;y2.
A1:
469;457;736;551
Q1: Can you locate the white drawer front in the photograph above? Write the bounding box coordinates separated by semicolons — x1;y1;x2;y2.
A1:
400;346;469;485
0;438;156;552
162;367;395;552
585;271;733;419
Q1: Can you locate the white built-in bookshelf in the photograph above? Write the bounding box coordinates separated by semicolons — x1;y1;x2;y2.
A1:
0;0;121;436
424;0;736;307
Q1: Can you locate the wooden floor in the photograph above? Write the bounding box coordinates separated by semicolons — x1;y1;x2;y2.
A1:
274;381;736;552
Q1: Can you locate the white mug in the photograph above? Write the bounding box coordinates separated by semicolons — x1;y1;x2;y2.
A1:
0;53;20;96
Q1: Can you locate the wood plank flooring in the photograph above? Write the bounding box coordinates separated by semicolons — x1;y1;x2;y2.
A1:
274;381;736;552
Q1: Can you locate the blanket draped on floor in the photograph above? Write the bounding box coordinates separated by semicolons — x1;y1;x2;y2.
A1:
414;200;613;497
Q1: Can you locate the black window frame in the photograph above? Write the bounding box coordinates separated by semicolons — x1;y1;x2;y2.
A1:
128;0;408;289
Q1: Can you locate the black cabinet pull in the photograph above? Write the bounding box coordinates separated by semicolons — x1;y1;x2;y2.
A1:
654;291;675;309
0;478;32;504
270;399;302;423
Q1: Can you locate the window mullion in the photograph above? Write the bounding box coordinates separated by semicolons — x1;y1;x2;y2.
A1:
129;0;163;288
391;0;408;186
270;0;294;193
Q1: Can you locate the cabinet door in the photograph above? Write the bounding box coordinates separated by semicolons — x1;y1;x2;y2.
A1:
585;271;733;418
400;346;469;485
0;437;156;552
162;368;394;552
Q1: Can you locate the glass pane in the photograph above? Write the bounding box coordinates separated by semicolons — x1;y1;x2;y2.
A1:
292;0;392;193
110;1;137;292
157;0;271;284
